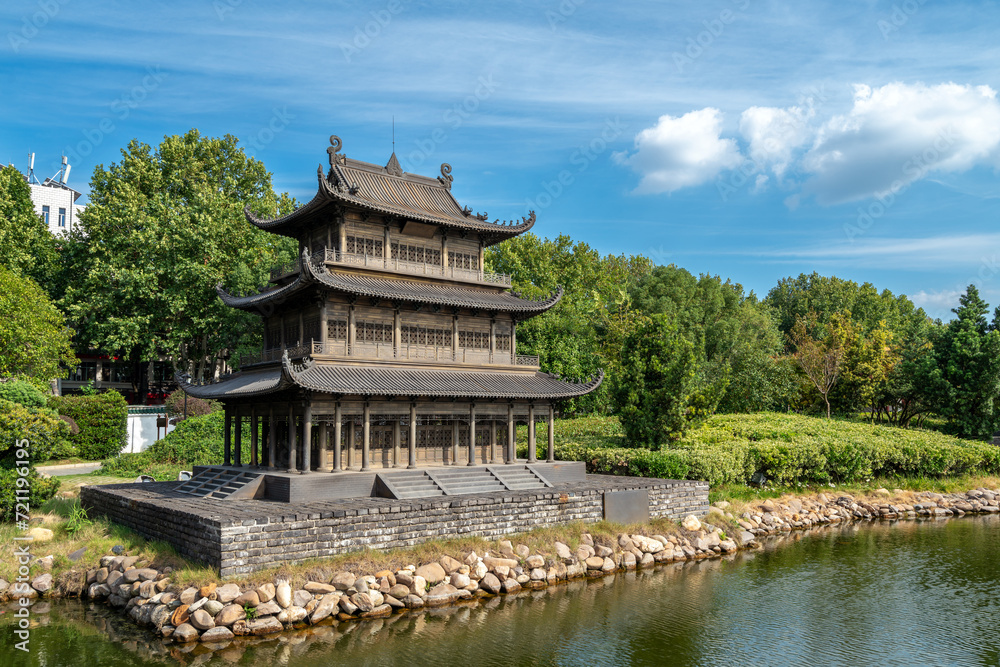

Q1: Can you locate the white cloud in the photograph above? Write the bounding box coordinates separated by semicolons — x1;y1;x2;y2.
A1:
739;104;814;180
613;108;743;194
756;233;1000;270
801;82;1000;203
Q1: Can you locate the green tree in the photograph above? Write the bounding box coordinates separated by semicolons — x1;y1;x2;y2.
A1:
61;130;297;385
787;311;854;419
486;233;651;413
914;286;1000;439
0;164;58;288
611;314;728;447
630;265;793;413
0;266;77;388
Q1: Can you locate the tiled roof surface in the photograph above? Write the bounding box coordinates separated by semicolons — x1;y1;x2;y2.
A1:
177;368;288;400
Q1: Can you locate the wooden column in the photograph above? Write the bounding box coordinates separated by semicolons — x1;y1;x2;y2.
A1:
320;299;328;352
442;233;449;271
267;406;276;468
319;418;331;472
394;308;401;359
392;419;401;468
361;402;371;472
451;419;459;465
287;403;297;473
527;403;537;463
332;402;342;473
408;403;417;469
506;403;515;464
347;419;355;469
452;316;458;362
298;311;304;347
511;321;517;363
478;239;485;280
489;318;496;364
302;401;312;473
383;225;390;266
235;414;243;467
489;419;496;464
547;404;555;463
467;403;477;466
223;407;232;466
250;407;258;467
339;218;347;254
348;305;356;355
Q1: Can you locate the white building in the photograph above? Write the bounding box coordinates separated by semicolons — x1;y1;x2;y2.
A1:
24;155;83;236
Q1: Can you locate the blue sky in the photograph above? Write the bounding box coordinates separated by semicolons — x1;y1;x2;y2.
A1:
2;0;999;320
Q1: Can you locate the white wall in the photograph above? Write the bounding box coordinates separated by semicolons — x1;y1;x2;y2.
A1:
125;412;175;454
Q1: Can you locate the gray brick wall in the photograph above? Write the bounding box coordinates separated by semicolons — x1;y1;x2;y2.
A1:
82;476;709;577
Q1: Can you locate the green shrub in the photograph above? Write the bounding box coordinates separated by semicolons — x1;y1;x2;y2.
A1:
0;466;60;522
164;390;220;418
0;379;48;408
48;391;128;460
100;411;225;479
0;398;72;464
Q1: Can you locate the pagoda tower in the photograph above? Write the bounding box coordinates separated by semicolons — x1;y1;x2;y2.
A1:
179;135;601;481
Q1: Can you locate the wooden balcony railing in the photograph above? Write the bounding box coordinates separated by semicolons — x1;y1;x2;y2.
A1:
318;248;513;286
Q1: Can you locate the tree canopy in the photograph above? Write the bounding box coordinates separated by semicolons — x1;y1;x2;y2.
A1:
60;130;297;382
0;164;58;287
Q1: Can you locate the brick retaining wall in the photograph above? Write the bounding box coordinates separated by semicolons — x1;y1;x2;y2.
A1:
82;475;708;577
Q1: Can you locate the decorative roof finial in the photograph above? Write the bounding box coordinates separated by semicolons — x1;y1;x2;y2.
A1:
439;163;453;189
327;135;342;169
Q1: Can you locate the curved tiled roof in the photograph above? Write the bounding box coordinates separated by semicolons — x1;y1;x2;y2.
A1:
285;356;604;400
244;152;535;246
176;368;290;400
216;254;561;317
313;268;562;315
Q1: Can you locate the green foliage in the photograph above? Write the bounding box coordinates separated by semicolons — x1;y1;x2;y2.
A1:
0;266;77;384
0;379;48;407
100;411;225;479
0;398;73;464
912;286;1000;439
611;314;728;447
48;391;128;460
0;466;60;523
486;232;652;412
554;413;1000;486
164;390;219;418
65;504;93;535
0;164;58;287
60;130;298;383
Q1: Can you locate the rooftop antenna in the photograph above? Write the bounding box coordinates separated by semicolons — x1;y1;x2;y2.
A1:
27;152;40;184
49;156;70;185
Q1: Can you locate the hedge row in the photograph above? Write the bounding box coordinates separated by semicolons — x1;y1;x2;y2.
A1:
554;413;1000;486
100;411;228;479
0;398;72;464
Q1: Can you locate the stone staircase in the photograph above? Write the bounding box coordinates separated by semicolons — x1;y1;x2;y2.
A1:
174;467;263;500
375;465;551;500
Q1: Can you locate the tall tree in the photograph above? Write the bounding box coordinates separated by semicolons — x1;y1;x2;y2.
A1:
914;286;1000;439
0;266;76;388
0;164;58;288
787;311;853;419
61;130;297;386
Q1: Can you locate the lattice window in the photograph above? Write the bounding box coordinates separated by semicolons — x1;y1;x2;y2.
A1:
302;316;320;344
266;323;281;348
391;242;442;267
283;320;300;346
346;235;383;257
495;333;511;351
450;252;479;270
459;330;490;349
359;321;392;344
401;325;451;347
328;319;347;340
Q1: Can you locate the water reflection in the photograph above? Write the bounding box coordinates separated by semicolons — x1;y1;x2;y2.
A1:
3;515;999;666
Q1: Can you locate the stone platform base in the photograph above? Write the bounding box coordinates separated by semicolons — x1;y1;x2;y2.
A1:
81;474;709;577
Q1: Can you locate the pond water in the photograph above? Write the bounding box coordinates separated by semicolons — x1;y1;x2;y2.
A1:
4;515;999;666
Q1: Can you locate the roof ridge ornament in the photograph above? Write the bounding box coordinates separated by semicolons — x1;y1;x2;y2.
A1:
439;163;453;189
327;135;343;169
385;152;403;177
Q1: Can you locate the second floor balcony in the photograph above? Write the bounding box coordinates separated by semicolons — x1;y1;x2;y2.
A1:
239;340;539;369
270;248;512;287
